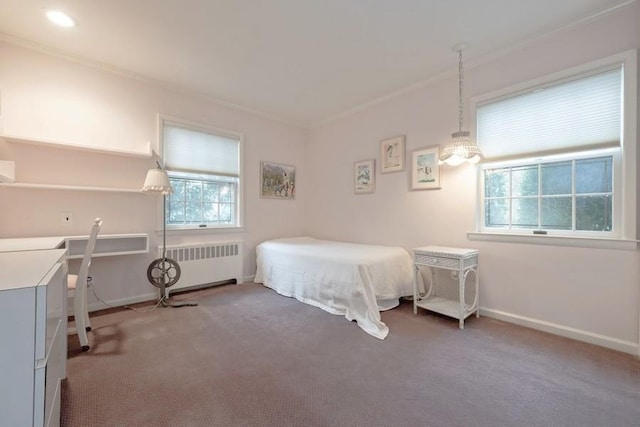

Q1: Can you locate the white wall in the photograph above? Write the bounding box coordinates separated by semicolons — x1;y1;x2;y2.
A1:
1;4;639;355
0;41;307;306
306;3;640;354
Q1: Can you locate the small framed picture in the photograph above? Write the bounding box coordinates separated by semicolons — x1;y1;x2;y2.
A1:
411;146;441;190
261;161;296;199
354;159;375;194
380;135;405;173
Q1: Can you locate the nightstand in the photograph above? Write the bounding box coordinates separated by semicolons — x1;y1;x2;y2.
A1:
412;246;479;329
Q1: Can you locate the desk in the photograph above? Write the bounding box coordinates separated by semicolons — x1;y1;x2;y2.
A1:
0;233;147;426
0;234;148;257
0;236;65;252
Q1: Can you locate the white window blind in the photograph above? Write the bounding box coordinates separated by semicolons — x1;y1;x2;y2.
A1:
477;66;622;160
163;122;240;177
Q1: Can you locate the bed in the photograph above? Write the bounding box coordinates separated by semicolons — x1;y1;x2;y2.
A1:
254;236;414;339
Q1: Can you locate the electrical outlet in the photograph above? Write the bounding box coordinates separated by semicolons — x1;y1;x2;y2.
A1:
61;212;73;226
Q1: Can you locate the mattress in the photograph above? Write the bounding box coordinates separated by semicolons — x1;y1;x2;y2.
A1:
254;236;414;339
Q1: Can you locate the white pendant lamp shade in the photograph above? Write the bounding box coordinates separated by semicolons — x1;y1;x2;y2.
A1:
141;168;172;195
439;44;483;166
439;131;482;166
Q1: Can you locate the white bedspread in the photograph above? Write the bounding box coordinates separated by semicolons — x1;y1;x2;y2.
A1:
254;236;414;339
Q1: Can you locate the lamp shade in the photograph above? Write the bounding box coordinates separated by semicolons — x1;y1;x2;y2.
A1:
141;168;172;195
439;131;483;166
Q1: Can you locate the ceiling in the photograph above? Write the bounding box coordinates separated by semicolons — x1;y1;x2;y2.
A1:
0;0;634;127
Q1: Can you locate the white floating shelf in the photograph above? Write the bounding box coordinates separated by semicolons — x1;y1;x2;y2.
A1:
0;182;141;193
0;133;152;159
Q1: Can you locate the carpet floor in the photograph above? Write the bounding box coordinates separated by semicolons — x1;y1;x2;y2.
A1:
62;283;640;427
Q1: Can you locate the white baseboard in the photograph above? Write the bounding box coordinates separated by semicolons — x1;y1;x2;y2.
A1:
87;292;157;313
481;307;639;356
242;274;255;283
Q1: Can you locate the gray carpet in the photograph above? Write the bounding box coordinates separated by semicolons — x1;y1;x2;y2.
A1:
63;283;640;427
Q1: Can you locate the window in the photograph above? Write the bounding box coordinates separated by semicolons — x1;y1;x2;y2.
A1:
484;153;615;233
161;117;242;230
473;50;636;241
167;173;237;226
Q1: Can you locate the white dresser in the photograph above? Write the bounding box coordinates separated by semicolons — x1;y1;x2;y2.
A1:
0;249;67;427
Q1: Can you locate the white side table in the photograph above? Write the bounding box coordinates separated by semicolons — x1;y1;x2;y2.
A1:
412;246;479;329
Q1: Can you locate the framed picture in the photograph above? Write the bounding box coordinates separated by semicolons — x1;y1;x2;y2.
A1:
354;159;375;194
261;161;296;199
380;135;405;173
411;146;441;190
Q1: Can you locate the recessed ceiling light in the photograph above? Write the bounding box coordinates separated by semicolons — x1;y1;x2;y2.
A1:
45;10;76;28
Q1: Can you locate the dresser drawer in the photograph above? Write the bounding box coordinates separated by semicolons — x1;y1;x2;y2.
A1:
414;253;460;269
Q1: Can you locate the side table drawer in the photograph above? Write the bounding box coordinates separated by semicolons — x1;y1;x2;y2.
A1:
414;253;459;269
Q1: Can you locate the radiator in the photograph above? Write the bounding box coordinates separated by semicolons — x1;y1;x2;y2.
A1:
158;241;243;296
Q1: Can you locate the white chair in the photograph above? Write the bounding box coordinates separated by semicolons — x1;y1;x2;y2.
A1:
68;218;102;352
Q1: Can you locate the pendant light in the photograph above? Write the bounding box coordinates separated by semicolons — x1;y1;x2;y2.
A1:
439;43;483;166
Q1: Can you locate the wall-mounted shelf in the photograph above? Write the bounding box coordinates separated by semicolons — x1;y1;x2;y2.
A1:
0;133;153;159
0;182;142;193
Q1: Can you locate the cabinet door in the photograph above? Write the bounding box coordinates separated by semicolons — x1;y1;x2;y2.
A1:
38;262;65;427
0;287;36;426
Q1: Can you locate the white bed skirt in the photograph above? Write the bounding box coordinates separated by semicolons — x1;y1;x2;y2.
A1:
255;236;414;339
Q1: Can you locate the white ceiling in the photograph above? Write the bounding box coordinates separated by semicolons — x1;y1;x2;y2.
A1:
0;0;634;127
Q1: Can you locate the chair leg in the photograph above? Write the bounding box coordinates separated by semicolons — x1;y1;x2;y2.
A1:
84;277;92;331
83;292;91;332
74;284;90;351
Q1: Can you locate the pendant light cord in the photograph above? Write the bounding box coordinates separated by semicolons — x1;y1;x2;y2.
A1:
458;49;464;133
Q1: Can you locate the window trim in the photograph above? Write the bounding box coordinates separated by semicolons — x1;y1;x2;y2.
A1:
470;49;637;244
157;114;244;232
467;231;637;251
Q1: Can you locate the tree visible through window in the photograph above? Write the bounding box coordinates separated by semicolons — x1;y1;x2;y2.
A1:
167;176;236;226
484;156;613;232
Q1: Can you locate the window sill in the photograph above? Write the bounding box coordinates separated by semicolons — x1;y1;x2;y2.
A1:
467;231;638;250
155;226;246;237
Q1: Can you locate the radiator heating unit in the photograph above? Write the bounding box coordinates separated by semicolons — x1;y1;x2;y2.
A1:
158;241;243;296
